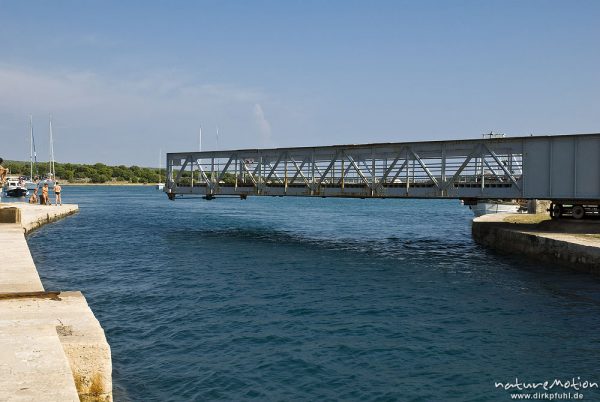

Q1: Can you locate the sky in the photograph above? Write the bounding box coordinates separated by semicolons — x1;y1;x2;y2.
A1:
0;0;599;166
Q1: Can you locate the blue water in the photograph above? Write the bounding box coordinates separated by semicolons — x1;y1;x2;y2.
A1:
24;186;600;401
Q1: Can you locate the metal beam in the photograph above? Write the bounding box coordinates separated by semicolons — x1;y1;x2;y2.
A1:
165;133;600;200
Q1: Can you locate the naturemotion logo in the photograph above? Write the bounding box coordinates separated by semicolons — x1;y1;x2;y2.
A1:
494;377;598;400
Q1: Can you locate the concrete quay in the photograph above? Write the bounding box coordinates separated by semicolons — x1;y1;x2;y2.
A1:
19;203;79;234
0;203;112;401
472;213;600;274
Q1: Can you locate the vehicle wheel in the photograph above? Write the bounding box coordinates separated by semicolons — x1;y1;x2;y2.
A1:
572;205;585;220
551;203;563;219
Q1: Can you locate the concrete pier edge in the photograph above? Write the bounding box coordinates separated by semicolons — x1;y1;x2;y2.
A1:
0;203;113;401
472;213;600;274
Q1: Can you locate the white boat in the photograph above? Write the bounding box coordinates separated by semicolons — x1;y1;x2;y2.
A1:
3;176;29;198
24;179;38;190
468;199;521;217
40;177;55;189
22;176;38;191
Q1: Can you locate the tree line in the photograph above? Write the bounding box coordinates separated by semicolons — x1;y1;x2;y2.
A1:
3;160;163;184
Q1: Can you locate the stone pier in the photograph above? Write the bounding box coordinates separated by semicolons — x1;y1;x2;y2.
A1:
472;213;600;274
0;203;112;401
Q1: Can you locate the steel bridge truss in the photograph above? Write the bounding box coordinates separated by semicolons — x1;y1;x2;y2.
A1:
166;138;525;199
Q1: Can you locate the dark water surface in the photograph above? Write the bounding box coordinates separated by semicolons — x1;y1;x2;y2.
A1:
25;186;600;401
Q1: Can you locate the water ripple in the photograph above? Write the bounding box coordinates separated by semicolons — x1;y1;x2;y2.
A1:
23;187;600;401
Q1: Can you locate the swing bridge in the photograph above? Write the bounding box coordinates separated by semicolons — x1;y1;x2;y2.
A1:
165;133;600;216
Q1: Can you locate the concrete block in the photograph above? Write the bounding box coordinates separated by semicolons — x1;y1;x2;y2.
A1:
0;224;44;292
0;202;113;401
0;292;113;401
472;213;600;273
57;291;113;402
0;324;80;402
0;207;21;224
527;199;552;214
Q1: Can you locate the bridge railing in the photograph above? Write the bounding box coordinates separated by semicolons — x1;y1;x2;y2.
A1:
166;137;524;199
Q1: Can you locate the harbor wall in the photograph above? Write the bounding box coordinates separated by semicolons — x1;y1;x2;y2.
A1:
472;214;600;274
19;203;79;234
0;203;112;401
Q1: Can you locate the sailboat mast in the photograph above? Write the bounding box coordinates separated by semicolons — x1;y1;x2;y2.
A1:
29;115;33;179
49;116;55;179
197;126;202;187
32;121;38;177
216;125;219;150
48;118;51;177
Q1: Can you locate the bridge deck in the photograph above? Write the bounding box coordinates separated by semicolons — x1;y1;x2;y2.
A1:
165;133;600;201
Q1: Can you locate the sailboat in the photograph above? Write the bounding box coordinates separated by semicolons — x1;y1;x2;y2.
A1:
156;149;165;190
40;116;56;189
24;115;39;190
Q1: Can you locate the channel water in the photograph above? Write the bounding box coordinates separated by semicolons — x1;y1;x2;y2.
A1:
25;186;600;401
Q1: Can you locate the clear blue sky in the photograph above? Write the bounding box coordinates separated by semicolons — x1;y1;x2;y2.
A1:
0;0;599;166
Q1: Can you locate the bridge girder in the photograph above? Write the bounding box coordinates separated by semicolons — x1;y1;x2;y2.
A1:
166;135;536;199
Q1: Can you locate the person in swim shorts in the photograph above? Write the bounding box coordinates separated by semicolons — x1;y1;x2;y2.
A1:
54;182;62;206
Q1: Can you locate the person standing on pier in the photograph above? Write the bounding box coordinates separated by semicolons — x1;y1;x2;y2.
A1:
54;182;62;206
41;183;49;205
0;158;7;184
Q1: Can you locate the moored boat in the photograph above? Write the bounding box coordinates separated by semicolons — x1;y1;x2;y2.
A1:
24;177;38;190
467;199;521;217
25;115;40;191
3;177;29;198
40;174;55;189
41;116;57;189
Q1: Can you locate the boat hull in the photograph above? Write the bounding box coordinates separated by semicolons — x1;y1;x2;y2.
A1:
5;188;29;198
469;201;520;217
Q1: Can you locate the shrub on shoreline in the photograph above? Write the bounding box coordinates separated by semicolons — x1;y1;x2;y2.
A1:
4;160;162;184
